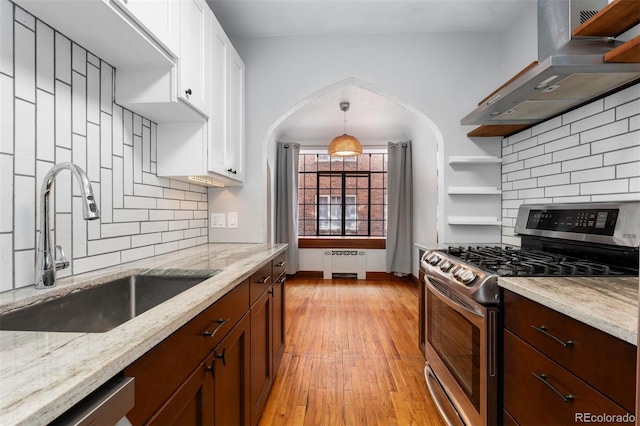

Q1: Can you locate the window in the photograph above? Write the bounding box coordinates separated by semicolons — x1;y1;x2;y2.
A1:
298;152;387;237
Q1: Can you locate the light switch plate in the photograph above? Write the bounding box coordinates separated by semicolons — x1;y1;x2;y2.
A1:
211;213;226;228
228;212;238;228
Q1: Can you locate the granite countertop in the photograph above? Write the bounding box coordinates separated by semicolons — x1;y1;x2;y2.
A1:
0;243;287;426
498;276;638;345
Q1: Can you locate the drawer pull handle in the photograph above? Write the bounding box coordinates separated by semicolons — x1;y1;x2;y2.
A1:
203;318;229;338
258;275;271;284
275;261;286;267
531;373;574;402
531;325;573;347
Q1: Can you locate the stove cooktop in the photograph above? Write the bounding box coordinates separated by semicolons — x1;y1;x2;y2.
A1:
444;245;638;278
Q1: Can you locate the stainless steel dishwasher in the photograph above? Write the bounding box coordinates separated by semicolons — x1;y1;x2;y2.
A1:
50;376;135;426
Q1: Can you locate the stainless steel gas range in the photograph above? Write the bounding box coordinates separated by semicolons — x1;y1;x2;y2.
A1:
421;201;640;426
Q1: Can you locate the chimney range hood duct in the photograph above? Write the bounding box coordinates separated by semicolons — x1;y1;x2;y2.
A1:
461;0;640;126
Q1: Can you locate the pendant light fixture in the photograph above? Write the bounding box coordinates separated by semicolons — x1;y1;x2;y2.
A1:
328;102;362;157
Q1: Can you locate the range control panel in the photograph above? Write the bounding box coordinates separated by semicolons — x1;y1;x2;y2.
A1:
526;209;618;235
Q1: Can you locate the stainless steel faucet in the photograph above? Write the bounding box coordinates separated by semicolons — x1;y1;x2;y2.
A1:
35;163;100;289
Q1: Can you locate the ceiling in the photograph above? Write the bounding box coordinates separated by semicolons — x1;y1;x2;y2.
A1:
206;1;533;146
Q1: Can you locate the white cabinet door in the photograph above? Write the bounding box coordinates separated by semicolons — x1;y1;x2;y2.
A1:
208;15;230;176
179;0;209;115
228;44;245;182
111;0;179;54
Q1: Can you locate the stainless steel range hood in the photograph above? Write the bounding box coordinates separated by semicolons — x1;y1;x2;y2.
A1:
461;0;640;126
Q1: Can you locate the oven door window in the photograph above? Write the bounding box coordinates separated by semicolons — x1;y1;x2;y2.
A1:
427;289;480;411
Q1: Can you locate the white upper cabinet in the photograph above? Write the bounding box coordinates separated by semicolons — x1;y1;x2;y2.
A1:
178;0;209;114
111;0;180;55
207;14;245;184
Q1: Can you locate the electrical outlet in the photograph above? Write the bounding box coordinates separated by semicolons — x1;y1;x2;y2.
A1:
211;213;226;228
228;212;238;228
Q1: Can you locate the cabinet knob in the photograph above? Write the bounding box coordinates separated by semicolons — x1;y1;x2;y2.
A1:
226;168;237;175
185;88;192;96
215;348;227;367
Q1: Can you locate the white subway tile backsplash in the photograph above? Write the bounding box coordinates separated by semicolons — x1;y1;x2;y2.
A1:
14;175;35;250
36;89;54;162
544;134;579;154
54;33;71;84
113;209;148;223
518;145;544;161
54;80;71;148
551;195;591;203
14;99;35;176
0;74;13;155
511;178;537;190
530;163;561;177
544;184;580;197
629;177;640;193
35;21;54;93
72;71;87;136
617;162;640;178
87;63;100;124
502;152;518;165
563;98;604;125
88;236;130;256
562;155;603;172
518;188;544;199
531;116;562;136
512;137;537;153
591;130;639;155
0;0;13;77
0;154;13;232
178;238;197;250
71;43;86;75
164;188;185;200
100;62;113;114
156;198;180;210
101;112;112;168
570;166;615;183
604;84;640;109
616;99;639;121
180;201;198;210
591;193;640;202
537;173;570;187
552;144;590;163
506;169;531;182
523;154;552;169
583;121;630;146
603;146;640;166
14;21;35;103
630;114;640;132
4;1;211;289
504;128;532;145
0;233;13;292
169;179;190;191
580;179;628;195
537;124;569;145
14;249;33;287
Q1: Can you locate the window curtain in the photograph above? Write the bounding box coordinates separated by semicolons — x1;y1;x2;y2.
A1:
275;142;300;273
386;141;413;275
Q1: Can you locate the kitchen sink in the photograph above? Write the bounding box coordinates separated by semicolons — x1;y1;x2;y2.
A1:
0;273;216;333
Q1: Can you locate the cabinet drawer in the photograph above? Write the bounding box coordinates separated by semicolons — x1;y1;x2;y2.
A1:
272;252;286;280
250;263;272;307
503;290;636;413
503;330;629;425
125;280;249;425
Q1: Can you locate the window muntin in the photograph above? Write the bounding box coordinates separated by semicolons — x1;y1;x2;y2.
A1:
298;153;387;237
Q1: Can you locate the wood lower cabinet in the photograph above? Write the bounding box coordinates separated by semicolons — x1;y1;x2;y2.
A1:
213;313;251;426
124;252;286;426
502;289;636;425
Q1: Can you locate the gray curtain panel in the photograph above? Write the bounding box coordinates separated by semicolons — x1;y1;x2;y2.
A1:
386;141;413;274
275;142;300;273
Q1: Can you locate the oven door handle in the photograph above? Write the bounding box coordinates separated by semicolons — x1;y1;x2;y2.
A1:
425;276;485;324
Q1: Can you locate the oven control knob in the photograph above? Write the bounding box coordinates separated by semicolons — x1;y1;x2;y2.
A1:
426;253;440;265
459;269;477;284
439;260;453;272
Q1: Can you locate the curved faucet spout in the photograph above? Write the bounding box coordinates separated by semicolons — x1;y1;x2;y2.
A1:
35;163;100;289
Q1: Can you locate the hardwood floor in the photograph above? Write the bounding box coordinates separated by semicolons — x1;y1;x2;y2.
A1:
258;277;446;426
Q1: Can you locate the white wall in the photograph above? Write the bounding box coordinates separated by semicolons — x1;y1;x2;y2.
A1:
208;32;507;253
501;1;538;80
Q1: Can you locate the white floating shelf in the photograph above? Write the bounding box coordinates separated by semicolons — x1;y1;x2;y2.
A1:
448;186;502;195
448;216;502;226
448;156;502;165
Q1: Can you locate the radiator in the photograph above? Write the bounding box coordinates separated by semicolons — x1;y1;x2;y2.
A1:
323;250;367;279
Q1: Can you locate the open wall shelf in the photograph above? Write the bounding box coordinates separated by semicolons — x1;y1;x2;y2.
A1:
448;156;502;165
448;186;502;195
447;216;502;226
